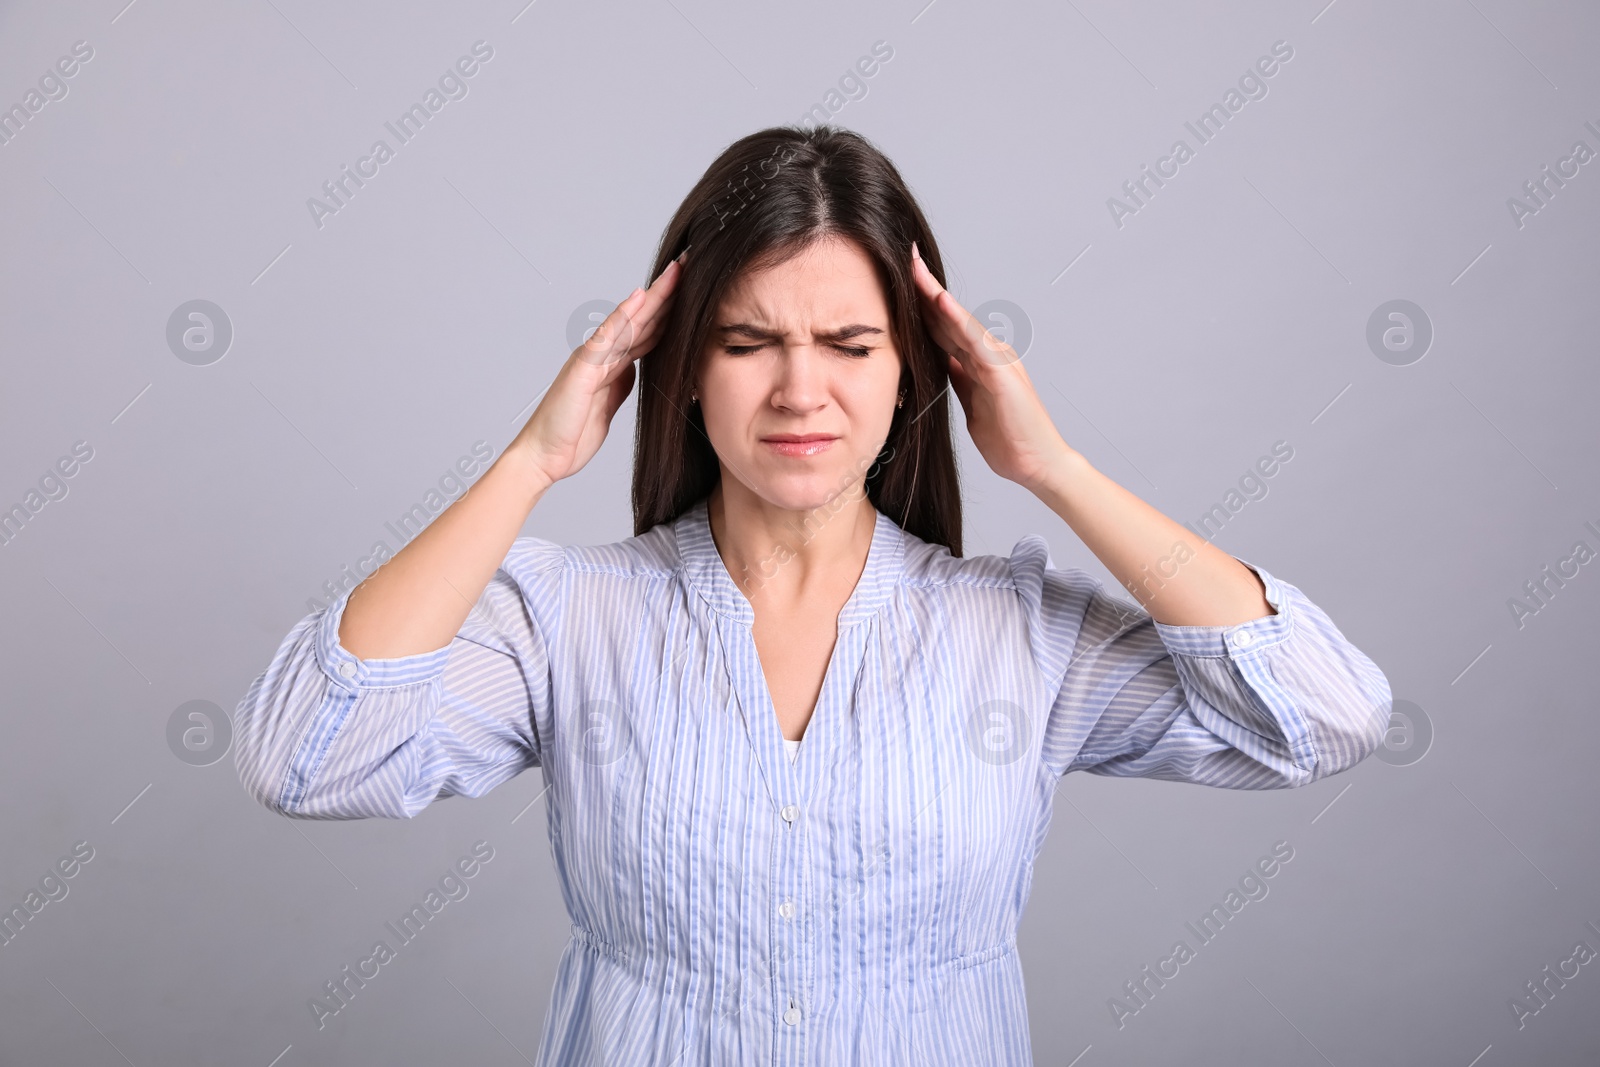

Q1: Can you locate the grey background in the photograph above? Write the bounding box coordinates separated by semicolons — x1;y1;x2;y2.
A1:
2;0;1596;1063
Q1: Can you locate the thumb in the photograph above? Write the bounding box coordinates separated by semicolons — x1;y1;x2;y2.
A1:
946;353;973;416
603;361;637;422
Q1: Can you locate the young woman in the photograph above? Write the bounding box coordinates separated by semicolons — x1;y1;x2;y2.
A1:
234;125;1392;1065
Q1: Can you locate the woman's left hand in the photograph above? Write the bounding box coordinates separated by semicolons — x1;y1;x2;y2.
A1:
910;242;1073;494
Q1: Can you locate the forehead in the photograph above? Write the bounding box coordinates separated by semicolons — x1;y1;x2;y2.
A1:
715;237;888;324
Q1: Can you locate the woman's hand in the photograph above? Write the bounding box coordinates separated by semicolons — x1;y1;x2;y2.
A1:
512;253;686;489
909;242;1073;495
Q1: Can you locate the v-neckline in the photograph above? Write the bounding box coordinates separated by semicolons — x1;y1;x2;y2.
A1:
716;609;874;806
674;495;905;804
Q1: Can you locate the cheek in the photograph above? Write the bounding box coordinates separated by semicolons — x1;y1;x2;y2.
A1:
702;359;767;406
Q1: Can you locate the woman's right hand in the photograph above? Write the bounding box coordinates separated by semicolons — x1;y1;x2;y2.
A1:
512;252;686;489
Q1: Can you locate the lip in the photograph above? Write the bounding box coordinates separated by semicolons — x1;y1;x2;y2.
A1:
762;434;837;456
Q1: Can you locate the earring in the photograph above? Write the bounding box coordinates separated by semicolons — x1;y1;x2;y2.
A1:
690;389;698;403
896;389;905;409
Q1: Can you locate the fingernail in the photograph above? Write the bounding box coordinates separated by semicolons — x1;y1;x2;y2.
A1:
911;240;920;261
676;243;692;264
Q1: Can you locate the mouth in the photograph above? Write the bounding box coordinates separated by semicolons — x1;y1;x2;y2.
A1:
761;434;838;457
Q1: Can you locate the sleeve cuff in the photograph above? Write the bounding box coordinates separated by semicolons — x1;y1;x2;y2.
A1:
315;587;456;692
1149;556;1295;659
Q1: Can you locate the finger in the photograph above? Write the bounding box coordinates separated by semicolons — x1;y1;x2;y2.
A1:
907;251;981;358
612;305;676;375
935;288;1014;368
926;289;972;353
614;256;685;347
922;293;981;378
926;284;977;351
911;245;969;350
907;262;963;355
598;257;677;334
627;275;678;347
580;300;642;367
909;242;946;304
580;253;689;372
586;273;667;366
637;252;686;312
909;248;1013;366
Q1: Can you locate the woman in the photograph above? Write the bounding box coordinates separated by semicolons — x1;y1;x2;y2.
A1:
234;125;1392;1065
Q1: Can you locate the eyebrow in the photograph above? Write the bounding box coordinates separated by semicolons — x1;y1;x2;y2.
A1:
715;323;886;343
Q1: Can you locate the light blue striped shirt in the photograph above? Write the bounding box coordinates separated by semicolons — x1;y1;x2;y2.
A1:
234;495;1392;1065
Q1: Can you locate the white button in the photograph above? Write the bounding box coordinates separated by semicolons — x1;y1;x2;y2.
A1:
338;661;358;678
780;804;799;823
778;900;796;920
1232;630;1254;649
783;998;801;1025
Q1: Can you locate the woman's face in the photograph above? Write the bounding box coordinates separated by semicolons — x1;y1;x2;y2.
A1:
696;236;903;513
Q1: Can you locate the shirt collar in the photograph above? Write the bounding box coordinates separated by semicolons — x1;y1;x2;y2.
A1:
674;494;905;627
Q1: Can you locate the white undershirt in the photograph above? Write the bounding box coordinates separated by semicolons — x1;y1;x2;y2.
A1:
783;738;800;762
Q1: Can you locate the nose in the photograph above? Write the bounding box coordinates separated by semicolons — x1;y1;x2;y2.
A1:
770;344;829;414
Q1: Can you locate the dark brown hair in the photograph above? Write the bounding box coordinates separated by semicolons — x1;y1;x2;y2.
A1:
630;124;964;556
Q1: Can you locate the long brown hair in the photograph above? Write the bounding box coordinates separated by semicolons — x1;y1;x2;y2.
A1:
630;124;963;557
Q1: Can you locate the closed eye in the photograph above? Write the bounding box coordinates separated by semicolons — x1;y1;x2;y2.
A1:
724;344;872;358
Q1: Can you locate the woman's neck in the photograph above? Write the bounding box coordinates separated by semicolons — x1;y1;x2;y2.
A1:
707;481;876;609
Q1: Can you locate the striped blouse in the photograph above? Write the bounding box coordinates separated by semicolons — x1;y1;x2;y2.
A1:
233;495;1392;1065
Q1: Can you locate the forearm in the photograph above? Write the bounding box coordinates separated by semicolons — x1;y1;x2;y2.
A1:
338;444;555;659
1031;448;1273;627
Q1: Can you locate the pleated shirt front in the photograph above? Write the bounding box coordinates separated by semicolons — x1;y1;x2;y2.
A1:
233;495;1393;1065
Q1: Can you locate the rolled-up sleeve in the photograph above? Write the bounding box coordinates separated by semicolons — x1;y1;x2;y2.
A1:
1009;537;1391;789
233;535;565;819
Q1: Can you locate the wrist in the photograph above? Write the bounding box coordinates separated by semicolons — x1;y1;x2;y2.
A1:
494;438;559;508
1026;440;1090;502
